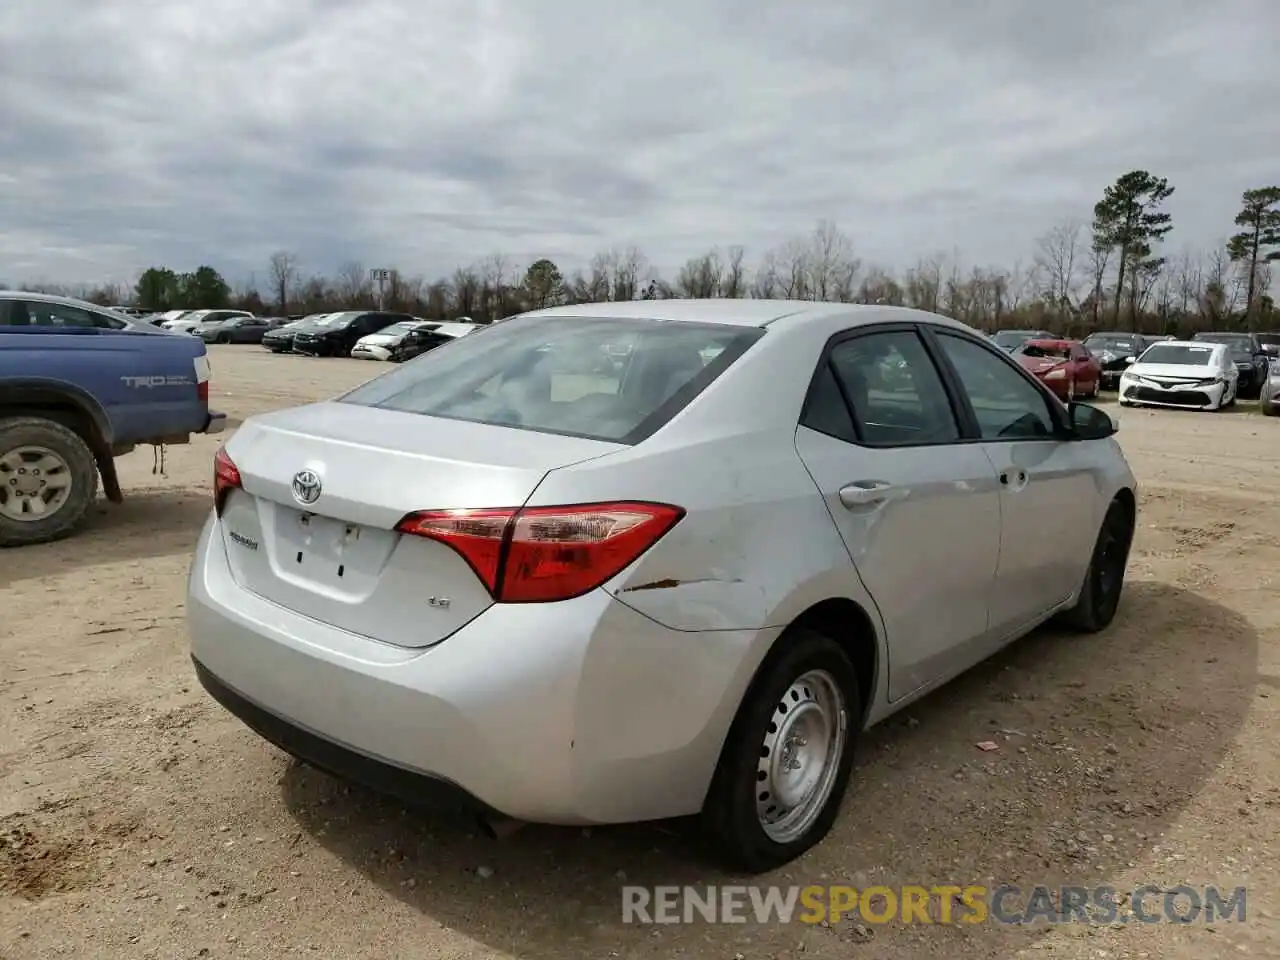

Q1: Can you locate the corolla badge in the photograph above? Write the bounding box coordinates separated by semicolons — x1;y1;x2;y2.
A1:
292;469;322;505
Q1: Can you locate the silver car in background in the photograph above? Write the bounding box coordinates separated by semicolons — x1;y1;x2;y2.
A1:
1262;356;1280;417
188;300;1138;871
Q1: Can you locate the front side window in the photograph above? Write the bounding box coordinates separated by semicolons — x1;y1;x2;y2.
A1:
935;333;1056;440
340;315;762;443
818;330;960;446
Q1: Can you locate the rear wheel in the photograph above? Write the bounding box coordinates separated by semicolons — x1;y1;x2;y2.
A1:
1061;498;1133;633
0;417;99;547
700;630;859;873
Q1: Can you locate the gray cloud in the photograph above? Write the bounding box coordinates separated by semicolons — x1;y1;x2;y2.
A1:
0;0;1277;285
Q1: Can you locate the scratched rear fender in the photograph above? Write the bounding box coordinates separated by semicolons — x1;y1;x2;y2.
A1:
525;428;865;634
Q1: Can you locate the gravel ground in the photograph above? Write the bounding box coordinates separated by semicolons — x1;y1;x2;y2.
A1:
2;345;1278;959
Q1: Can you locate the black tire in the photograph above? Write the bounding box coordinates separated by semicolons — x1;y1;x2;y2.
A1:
217;333;231;344
1263;400;1277;417
1061;498;1133;633
0;416;99;547
700;629;860;873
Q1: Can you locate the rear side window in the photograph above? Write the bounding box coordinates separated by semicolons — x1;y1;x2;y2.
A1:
2;300;125;330
339;315;763;443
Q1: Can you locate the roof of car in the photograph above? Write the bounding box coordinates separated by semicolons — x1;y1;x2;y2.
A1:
516;299;966;331
0;289;117;310
1154;340;1223;349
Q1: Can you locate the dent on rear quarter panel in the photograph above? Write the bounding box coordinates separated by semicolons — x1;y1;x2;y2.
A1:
525;430;869;634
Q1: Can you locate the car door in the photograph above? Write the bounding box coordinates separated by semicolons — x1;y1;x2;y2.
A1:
793;324;1003;701
929;330;1099;637
1072;344;1099;391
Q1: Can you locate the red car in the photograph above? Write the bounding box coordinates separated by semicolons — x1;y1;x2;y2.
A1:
1013;338;1101;401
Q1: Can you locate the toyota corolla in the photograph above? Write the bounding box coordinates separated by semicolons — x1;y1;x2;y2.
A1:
188;300;1137;872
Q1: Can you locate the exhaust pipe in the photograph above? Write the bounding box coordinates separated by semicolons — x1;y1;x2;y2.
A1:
477;813;526;840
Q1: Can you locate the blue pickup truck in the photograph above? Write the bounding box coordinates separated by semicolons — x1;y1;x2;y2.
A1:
0;291;226;547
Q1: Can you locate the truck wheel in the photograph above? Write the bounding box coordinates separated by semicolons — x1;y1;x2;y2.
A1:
0;417;99;547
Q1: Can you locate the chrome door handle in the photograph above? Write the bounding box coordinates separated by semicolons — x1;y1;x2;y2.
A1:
839;480;903;508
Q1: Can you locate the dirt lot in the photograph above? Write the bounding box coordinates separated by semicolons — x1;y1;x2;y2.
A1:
2;345;1278;959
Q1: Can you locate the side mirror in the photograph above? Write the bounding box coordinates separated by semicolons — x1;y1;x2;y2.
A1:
1067;402;1118;440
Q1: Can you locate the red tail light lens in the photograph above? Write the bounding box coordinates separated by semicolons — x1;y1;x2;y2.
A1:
396;501;684;603
213;447;241;515
198;380;210;402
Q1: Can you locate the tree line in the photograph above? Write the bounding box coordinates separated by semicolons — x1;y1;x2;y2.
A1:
12;174;1280;337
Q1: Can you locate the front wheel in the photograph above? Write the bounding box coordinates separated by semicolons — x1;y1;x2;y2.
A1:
700;630;859;873
1060;498;1133;633
0;417;99;547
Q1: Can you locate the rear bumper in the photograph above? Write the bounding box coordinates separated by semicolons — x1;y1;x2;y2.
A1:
202;411;227;434
185;514;770;825
193;657;493;815
351;345;392;361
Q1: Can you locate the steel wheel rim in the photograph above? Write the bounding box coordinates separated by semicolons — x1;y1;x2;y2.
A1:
0;445;74;522
756;669;847;843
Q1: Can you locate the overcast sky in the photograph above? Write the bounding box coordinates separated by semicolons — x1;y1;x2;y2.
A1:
1;0;1277;286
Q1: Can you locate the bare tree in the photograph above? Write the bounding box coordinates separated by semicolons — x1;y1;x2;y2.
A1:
451;266;481;318
1085;242;1111;327
334;260;368;305
750;250;781;299
1034;220;1082;313
675;249;724;298
607;246;647;302
268;251;299;314
903;256;944;313
805;220;860;301
721;245;746;298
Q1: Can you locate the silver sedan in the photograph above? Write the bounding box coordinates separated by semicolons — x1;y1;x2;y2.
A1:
188;300;1138;872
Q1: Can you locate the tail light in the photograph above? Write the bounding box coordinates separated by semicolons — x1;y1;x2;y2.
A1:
396;501;684;603
213;447;241;515
194;355;211;403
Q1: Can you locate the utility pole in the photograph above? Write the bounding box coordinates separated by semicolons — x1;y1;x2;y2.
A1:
369;268;391;310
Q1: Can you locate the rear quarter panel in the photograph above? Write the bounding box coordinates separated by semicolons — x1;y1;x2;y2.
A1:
523;312;891;717
0;328;210;443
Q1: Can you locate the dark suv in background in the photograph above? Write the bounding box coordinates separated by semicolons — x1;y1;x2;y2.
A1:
1083;332;1160;390
291;311;416;356
1190;331;1270;399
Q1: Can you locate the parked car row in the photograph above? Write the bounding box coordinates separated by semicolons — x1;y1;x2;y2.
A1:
988;329;1279;413
264;311;478;361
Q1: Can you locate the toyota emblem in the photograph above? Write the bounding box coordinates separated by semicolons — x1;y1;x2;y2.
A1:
292;469;322;505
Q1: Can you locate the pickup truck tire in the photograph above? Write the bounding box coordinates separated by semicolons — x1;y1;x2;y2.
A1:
0;416;99;547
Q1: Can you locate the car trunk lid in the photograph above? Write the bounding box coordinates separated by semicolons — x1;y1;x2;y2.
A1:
216;401;623;647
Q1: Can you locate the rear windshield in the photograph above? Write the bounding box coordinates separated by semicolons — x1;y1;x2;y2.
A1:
381;321;426;336
992;331;1040;349
1018;343;1070;360
1085;336;1139;353
1139;344;1217;365
1193;334;1252;358
339;315;763;443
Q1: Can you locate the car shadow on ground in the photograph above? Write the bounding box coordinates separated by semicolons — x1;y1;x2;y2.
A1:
279;581;1258;958
0;487;209;589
